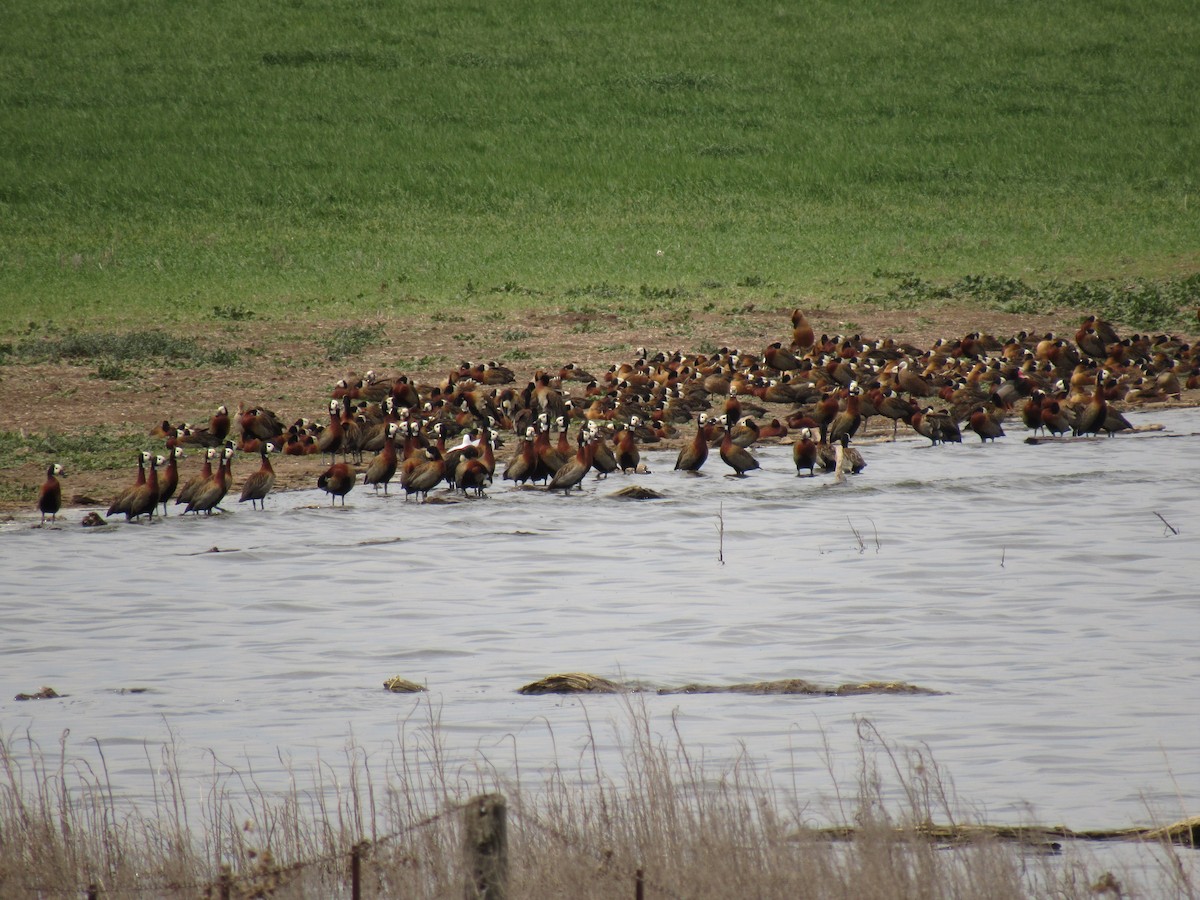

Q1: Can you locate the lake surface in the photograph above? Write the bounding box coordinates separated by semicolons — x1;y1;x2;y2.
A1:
4;407;1200;875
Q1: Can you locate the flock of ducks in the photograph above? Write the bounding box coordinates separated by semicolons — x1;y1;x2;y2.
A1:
36;309;1197;523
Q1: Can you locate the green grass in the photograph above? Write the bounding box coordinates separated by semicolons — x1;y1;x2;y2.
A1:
1;0;1198;332
0;426;149;501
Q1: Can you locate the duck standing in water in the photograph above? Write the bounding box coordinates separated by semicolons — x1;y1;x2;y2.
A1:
38;463;65;523
674;413;714;473
719;428;760;476
792;428;818;476
318;461;356;506
239;445;277;510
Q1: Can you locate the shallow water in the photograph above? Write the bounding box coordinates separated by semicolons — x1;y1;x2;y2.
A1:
4;409;1200;855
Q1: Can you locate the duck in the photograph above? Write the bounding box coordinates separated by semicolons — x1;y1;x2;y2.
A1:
186;445;233;515
454;450;492;497
108;451;152;521
502;426;538;485
763;341;802;372
317;461;355;506
38;463;65;523
818;434;867;475
827;390;862;443
674;413;714;472
238;445;276;509
176;447;217;507
315;399;345;462
588;423;619;478
792;428;818;476
1073;373;1108;436
790;308;815;351
968;406;1005;442
875;388;912;440
363;422;400;494
548;431;595;494
156;446;183;514
719;429;760;476
402;448;445;501
614;423;641;473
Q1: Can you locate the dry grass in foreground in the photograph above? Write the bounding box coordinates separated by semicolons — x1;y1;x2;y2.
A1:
1;704;1194;898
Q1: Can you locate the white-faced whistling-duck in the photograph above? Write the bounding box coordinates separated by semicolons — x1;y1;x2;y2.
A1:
1074;373;1108;437
363;422;400;494
156;446;183;514
502;426;537;485
674;413;712;472
318;461;356;506
38;463;65;523
176;447;216;508
108;451;151;519
402;448;445;502
239;445;277;509
792;428;818;476
719;428;760;476
968;406;1005;442
186;445;233;515
547;431;595;494
316;399;344;463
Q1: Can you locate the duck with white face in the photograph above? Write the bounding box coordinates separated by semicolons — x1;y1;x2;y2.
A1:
38;463;66;523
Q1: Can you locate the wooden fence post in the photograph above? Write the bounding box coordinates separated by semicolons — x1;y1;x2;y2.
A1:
351;841;363;900
463;793;508;900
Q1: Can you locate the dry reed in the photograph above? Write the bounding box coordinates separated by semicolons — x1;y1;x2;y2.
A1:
1;703;1194;898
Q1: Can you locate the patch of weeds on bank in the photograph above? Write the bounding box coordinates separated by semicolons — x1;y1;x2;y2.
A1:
564;282;630;301
0;427;147;471
4;330;243;367
212;304;256;321
320;325;380;361
863;272;1200;329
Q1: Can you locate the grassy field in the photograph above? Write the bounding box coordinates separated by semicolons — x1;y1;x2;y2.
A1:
2;0;1198;332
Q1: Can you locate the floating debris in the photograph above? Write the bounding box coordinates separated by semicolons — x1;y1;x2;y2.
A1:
815;814;1200;849
15;686;63;701
518;673;630;695
114;687;150;695
80;511;106;527
659;679;943;696
610;485;664;500
383;676;426;693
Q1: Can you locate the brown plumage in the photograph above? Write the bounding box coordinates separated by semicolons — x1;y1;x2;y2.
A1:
363;422;400;494
316;399;345;462
614;425;640;473
719;430;760;476
187;446;233;515
674;414;714;472
503;426;538;485
790;308;815;351
176;448;217;508
548;432;595;494
402;448;445;501
827;392;862;443
318;461;356;506
239;446;276;509
968;407;1005;442
1073;373;1108;437
38;463;65;523
156;446;183;514
792;429;818;476
108;451;152;520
